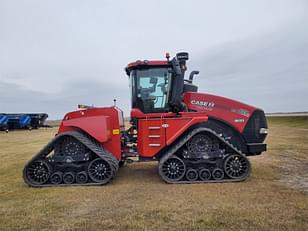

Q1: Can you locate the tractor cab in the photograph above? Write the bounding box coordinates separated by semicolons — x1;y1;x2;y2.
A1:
128;65;172;113
126;52;199;114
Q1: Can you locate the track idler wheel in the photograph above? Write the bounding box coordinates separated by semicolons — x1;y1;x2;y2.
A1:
88;158;114;184
159;155;186;183
50;171;63;184
63;172;75;184
76;171;88;184
212;168;224;180
199;168;211;181
186;168;198;181
224;154;251;180
25;160;52;185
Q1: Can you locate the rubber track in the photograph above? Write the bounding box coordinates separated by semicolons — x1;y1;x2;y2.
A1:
23;131;119;187
158;127;250;184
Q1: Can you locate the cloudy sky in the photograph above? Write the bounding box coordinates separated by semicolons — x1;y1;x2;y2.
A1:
0;0;307;119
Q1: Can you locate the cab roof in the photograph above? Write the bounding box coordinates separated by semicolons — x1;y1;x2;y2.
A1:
125;60;170;75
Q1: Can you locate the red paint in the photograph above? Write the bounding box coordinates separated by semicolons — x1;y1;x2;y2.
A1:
58;107;124;160
137;118;165;157
183;92;258;133
164;116;208;145
135;110;208;157
127;60;169;69
130;108;176;119
62;116;111;142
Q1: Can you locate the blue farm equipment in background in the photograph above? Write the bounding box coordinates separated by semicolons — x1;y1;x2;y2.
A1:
27;113;48;129
0;113;49;131
7;114;32;129
0;114;9;131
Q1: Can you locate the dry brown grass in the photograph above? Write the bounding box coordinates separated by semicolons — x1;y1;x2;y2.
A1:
0;118;307;231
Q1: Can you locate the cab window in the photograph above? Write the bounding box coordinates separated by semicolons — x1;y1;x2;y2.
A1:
130;68;172;113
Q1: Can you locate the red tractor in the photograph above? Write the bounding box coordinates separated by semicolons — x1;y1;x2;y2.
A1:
23;52;268;186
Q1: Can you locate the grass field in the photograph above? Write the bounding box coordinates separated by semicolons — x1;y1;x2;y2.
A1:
0;117;307;231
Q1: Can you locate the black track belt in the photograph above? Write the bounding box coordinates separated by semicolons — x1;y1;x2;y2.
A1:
23;131;119;187
158;127;251;184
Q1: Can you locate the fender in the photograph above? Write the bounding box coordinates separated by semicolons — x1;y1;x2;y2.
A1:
60;115;111;143
57;107;123;160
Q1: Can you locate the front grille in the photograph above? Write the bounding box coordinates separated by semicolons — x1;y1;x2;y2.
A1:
242;110;268;143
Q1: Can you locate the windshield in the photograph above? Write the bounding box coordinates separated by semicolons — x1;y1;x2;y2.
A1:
130;68;172;113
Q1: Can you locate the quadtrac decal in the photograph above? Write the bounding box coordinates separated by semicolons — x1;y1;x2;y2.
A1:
231;108;250;117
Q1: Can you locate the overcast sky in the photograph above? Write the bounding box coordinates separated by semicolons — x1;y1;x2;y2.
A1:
0;0;307;119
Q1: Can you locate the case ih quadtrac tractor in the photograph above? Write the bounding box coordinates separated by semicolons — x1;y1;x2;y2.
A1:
23;52;268;187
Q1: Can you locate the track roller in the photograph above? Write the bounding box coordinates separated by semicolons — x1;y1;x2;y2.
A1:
198;168;211;181
50;171;63;184
76;171;88;184
63;172;75;184
185;168;198;181
212;168;224;180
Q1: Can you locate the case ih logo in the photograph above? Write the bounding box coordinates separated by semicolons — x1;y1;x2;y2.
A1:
191;100;215;108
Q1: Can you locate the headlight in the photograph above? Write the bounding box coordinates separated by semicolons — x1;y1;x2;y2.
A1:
259;128;268;134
